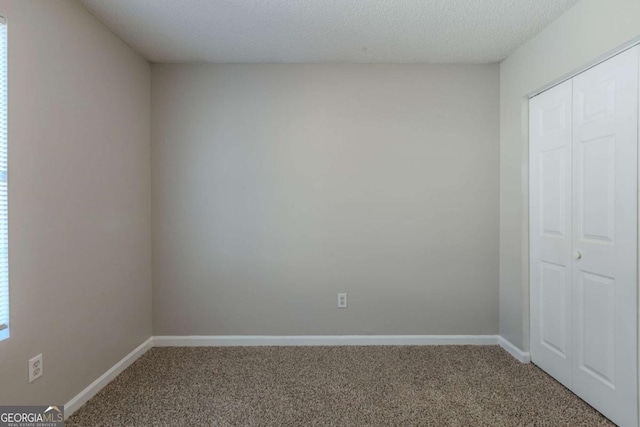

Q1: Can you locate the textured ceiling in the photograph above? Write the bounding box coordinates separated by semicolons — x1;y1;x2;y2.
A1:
79;0;581;64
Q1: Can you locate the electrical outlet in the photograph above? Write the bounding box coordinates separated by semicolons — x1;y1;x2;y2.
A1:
337;292;347;308
29;354;43;383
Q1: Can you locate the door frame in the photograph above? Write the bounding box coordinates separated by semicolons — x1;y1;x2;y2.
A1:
526;37;640;424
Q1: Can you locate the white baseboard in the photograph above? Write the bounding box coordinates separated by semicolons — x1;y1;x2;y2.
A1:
153;334;499;347
64;334;530;419
64;337;153;419
498;336;531;364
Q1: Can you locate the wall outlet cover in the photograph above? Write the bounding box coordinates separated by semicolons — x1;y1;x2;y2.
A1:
29;354;43;383
337;292;347;308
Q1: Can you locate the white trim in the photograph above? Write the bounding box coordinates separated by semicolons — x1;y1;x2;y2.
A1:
153;335;499;347
637;43;640;427
63;334;533;418
499;336;531;364
64;337;153;419
529;35;640;99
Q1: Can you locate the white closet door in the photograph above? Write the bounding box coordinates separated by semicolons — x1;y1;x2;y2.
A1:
571;46;638;427
530;79;574;388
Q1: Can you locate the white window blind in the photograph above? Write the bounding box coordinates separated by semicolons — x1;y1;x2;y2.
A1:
0;17;8;341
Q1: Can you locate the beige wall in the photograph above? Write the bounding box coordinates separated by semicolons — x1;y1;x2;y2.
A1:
0;0;151;405
500;0;640;350
152;64;499;336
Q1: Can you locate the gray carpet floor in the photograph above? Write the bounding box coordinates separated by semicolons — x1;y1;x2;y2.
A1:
67;346;613;426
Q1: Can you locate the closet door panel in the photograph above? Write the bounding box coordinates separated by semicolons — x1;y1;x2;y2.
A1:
571;46;638;427
529;79;573;387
